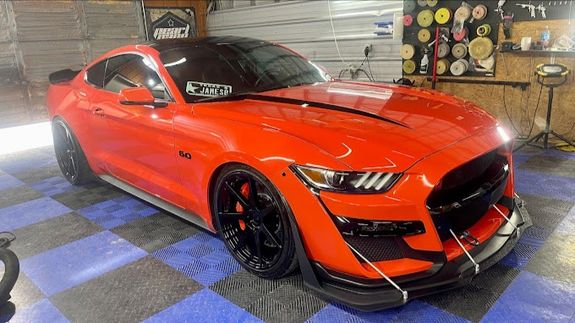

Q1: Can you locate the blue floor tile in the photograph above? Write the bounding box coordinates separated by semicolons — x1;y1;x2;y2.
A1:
512;154;531;167
0;197;71;231
482;271;575;322
7;299;69;323
30;176;74;196
555;206;575;235
153;233;240;286
21;231;146;296
78;196;159;229
499;231;545;269
308;300;469;323
143;289;261;323
0;173;24;190
515;169;575;202
0;152;56;175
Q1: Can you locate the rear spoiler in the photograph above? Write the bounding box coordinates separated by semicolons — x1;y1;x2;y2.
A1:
49;69;80;84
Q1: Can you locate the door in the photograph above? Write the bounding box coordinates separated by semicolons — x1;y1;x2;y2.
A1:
93;53;185;207
73;59;109;171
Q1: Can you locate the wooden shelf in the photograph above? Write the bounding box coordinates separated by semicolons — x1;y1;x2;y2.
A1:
500;49;575;56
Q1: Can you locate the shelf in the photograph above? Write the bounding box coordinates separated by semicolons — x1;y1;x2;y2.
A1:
500;49;575;56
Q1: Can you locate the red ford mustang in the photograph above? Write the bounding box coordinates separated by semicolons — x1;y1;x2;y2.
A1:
46;36;531;310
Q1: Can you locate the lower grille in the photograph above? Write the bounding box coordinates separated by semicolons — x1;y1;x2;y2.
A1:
343;235;404;262
427;148;509;241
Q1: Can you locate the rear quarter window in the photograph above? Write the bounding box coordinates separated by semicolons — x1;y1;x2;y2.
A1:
85;60;107;88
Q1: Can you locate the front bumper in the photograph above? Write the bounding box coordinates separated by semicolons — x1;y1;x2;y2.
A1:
292;197;531;311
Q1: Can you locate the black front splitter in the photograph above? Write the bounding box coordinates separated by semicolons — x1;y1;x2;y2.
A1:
290;199;531;312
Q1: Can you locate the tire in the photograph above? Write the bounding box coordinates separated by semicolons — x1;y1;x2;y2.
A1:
212;164;298;279
0;248;20;305
52;117;93;185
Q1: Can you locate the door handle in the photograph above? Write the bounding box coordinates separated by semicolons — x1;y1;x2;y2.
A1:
92;107;104;116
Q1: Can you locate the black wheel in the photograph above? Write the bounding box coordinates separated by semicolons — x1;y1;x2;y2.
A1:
213;164;298;279
52;118;93;185
0;248;19;305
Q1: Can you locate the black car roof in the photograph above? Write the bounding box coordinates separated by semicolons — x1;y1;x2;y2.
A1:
147;36;271;53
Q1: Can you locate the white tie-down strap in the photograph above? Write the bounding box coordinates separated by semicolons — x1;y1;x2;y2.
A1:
345;242;408;302
449;229;480;275
493;204;520;236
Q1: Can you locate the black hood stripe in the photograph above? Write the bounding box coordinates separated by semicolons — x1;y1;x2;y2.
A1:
202;93;409;128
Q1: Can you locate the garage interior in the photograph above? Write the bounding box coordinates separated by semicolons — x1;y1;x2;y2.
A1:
0;0;574;322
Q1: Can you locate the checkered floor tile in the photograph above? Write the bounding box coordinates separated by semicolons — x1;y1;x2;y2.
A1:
0;144;574;322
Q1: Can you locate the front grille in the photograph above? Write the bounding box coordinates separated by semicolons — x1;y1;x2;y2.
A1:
427;148;509;241
343;235;404;262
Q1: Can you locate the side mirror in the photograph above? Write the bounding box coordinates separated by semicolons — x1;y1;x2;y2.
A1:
119;87;167;108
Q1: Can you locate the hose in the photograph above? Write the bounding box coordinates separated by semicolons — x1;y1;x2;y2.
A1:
0;232;20;305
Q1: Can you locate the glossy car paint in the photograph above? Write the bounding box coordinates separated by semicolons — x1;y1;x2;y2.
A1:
46;42;514;282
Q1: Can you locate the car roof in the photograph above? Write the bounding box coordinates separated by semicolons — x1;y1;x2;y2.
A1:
147;36;272;53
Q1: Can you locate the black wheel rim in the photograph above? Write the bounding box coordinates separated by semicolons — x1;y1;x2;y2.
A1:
53;122;79;182
217;171;284;271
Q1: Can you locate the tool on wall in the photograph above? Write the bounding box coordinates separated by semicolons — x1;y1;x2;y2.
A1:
403;14;414;27
405;0;416;13
452;2;472;33
516;3;536;18
450;59;469;76
431;26;440;89
452;43;468;59
403;59;417;74
469;36;493;60
536;3;547;18
476;24;492;37
417;9;434;27
470;4;488;23
420;53;429;74
436;58;450;75
495;0;507;19
453;27;468;42
418;28;432;42
503;13;514;39
435;7;452;25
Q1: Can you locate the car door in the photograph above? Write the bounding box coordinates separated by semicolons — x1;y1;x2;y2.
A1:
71;59;109;171
92;53;185;208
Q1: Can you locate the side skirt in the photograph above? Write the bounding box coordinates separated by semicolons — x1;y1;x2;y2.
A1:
99;175;212;232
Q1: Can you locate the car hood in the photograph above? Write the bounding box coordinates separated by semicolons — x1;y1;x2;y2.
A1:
195;81;499;172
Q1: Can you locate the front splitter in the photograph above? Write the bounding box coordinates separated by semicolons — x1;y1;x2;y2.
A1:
292;198;531;312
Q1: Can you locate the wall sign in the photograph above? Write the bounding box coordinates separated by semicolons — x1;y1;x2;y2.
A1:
151;12;191;40
145;8;198;40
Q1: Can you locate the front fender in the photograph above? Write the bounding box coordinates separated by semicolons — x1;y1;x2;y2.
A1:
173;114;349;229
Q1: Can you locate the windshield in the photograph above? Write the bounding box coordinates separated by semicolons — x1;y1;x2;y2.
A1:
159;40;331;103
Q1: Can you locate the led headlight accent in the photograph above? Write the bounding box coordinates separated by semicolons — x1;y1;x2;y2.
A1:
292;165;401;193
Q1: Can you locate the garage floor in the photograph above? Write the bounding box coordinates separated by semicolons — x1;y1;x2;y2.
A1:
0;144;574;322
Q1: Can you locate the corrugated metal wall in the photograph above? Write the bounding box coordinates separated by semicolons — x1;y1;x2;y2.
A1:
0;0;145;128
207;0;402;82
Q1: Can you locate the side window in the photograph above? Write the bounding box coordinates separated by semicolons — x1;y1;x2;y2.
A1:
85;59;107;88
103;54;169;100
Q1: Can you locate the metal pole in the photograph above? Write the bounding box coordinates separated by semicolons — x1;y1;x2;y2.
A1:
141;0;150;41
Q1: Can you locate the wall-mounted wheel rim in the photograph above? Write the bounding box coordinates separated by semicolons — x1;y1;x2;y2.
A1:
53;121;79;183
215;170;287;272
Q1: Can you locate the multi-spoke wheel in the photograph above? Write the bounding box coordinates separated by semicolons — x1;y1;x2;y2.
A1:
52;118;92;185
213;164;298;278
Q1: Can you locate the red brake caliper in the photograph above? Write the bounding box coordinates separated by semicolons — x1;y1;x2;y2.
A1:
236;183;250;231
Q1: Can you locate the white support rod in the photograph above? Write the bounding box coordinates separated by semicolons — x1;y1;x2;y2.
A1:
449;229;480;275
345;242;408;302
492;204;520;235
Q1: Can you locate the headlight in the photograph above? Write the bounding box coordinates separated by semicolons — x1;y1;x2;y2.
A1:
291;165;402;193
